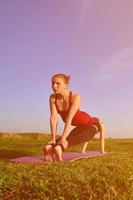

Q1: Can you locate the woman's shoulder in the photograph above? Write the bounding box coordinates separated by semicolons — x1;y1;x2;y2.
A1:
49;93;56;102
71;91;80;100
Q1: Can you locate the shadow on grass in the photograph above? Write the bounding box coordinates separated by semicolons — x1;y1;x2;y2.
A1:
0;149;30;160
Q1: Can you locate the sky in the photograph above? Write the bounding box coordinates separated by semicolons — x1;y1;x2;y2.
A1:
0;0;133;138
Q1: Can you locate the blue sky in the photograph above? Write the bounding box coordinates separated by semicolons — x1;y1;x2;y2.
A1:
0;0;133;138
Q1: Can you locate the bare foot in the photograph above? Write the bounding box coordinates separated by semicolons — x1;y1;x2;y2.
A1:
44;144;54;161
54;145;63;161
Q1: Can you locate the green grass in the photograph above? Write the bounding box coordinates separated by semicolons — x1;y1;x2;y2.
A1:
0;133;133;200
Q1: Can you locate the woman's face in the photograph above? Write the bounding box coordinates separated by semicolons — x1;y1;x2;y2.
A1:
51;77;68;94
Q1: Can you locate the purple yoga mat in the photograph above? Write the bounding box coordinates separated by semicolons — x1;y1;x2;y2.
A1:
11;151;105;163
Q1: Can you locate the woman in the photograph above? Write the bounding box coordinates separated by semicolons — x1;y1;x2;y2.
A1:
44;73;105;161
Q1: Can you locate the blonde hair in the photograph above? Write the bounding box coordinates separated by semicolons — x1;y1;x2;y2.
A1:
51;73;70;84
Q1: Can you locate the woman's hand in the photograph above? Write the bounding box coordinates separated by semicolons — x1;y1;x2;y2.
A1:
99;121;105;154
59;137;68;149
48;138;56;145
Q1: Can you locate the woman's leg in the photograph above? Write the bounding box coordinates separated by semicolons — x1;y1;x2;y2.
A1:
81;141;88;153
66;125;97;147
53;124;99;161
53;138;68;161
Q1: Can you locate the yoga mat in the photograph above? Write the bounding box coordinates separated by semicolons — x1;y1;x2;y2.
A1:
11;151;105;163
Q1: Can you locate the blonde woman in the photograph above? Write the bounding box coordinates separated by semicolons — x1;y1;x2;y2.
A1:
44;73;105;161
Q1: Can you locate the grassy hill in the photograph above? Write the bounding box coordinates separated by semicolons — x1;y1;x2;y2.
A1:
0;133;133;200
0;132;50;141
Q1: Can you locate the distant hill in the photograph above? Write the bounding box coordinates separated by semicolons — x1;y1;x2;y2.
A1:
0;132;51;141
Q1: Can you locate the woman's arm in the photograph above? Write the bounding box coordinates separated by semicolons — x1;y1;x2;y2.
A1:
49;95;58;142
61;94;80;141
99;121;105;154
